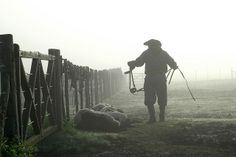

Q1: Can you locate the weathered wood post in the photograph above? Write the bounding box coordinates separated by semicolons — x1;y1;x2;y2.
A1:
108;70;112;98
102;70;107;99
79;66;84;109
94;70;99;104
35;59;42;134
45;55;56;125
110;70;114;95
74;77;79;112
98;71;104;102
48;49;63;129
85;67;90;108
103;70;111;99
0;34;19;142
14;44;23;141
90;69;94;106
64;59;70;120
61;59;65;121
75;66;80;112
0;35;10;140
79;80;84;109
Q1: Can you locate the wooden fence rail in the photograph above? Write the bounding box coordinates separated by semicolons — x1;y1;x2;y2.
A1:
0;34;124;146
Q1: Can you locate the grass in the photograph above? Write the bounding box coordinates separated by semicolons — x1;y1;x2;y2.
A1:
87;119;236;157
36;122;119;157
36;80;236;157
0;138;36;157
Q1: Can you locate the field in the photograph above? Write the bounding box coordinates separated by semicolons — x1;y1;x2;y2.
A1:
113;79;236;121
37;79;236;157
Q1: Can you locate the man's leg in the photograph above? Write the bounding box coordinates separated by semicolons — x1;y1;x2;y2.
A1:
157;82;167;122
144;77;156;123
159;105;165;122
146;104;156;123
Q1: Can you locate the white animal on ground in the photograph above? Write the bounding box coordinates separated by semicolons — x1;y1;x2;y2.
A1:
92;103;124;113
74;108;120;132
74;103;129;132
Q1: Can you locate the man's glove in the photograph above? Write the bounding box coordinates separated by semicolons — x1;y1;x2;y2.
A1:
127;60;136;71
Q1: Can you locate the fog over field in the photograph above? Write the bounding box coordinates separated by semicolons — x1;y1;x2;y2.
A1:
1;0;236;81
2;2;236;156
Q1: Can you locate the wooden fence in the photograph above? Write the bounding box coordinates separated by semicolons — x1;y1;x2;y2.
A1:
0;34;124;145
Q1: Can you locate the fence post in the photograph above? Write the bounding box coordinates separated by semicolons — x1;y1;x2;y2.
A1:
108;70;111;98
98;71;103;102
36;59;42;134
64;59;70;120
74;79;79;112
109;70;113;96
110;70;114;95
103;70;111;99
0;36;10;141
94;70;99;104
85;67;90;108
48;49;63;130
0;34;19;142
102;70;107;99
79;66;84;109
90;69;94;106
79;80;84;109
61;60;65;121
14;44;23;141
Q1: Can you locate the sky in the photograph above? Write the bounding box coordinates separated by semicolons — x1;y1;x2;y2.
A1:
0;0;236;80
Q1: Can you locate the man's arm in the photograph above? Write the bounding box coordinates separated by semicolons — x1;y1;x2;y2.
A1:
134;51;146;67
127;51;146;70
163;51;178;70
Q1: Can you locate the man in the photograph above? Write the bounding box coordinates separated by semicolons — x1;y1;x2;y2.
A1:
127;39;178;123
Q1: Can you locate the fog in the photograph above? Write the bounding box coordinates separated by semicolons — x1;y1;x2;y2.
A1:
1;0;236;80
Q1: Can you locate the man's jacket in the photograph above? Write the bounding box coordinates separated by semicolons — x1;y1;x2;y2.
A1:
134;47;177;75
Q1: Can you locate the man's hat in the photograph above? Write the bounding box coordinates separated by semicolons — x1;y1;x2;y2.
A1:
144;39;162;47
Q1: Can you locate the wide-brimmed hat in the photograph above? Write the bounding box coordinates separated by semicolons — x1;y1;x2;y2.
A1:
144;39;162;47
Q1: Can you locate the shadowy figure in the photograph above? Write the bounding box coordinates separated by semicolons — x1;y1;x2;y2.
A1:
127;39;178;123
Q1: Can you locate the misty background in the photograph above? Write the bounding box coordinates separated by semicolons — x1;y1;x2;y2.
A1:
0;0;236;81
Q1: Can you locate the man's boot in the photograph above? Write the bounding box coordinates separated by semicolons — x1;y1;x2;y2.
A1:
159;105;166;122
147;105;156;123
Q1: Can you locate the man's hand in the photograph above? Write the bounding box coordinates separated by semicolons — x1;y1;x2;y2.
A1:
173;65;178;70
128;60;135;67
127;60;136;71
172;64;178;70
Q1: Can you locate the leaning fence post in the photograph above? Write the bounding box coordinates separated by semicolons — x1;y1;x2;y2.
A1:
0;34;19;142
48;49;63;130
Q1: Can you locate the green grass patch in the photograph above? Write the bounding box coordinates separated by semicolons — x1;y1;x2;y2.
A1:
0;138;36;157
36;122;119;157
